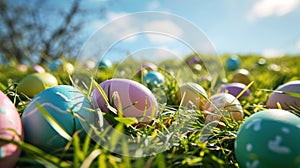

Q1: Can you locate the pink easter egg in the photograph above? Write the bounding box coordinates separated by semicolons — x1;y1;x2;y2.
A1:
32;65;45;73
92;78;158;122
0;91;23;168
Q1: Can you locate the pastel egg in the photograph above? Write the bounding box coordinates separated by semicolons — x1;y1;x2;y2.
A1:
98;59;112;70
17;64;28;72
137;62;158;77
143;71;164;87
0;91;23;168
32;65;45;73
235;109;300;168
266;80;300;110
18;73;58;97
57;62;74;74
21;85;94;152
226;55;240;71
186;57;202;73
91;78;158;122
232;69;251;85
204;93;243;123
220;83;250;99
179;82;208;110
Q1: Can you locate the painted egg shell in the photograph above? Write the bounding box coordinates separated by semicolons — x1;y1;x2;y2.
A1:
18;72;58;97
137;62;158;77
21;85;94;152
143;71;164;86
92;78;158;122
235;109;300;168
266;80;300;110
98;59;112;70
204;93;243;123
57;62;74;74
83;60;96;70
232;69;251;85
0;91;23;168
220;83;250;99
226;55;240;71
179;82;208;110
32;65;45;73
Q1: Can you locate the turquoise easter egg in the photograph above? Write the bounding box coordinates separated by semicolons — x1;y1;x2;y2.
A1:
235;109;300;168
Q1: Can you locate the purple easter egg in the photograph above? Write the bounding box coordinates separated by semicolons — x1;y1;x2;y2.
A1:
0;91;23;168
32;65;45;73
92;79;158;122
220;83;250;99
137;62;158;77
267;80;300;110
186;56;201;66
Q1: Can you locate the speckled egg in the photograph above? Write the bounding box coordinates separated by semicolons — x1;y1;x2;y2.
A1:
204;93;243;123
32;65;45;73
220;83;251;99
92;78;158;122
143;71;164;87
18;73;58;97
0;91;23;168
232;69;251;85
266;80;300;110
137;62;158;77
235;109;300;168
226;55;240;71
98;59;112;70
21;85;94;152
179;82;207;110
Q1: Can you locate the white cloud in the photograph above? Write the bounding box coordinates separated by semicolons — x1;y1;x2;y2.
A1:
144;20;183;43
248;0;300;20
296;40;300;51
262;49;284;58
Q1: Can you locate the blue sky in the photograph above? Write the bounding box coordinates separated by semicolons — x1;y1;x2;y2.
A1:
82;0;300;60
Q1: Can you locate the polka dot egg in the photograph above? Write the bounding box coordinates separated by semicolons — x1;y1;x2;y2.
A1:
235;109;300;168
0;91;23;168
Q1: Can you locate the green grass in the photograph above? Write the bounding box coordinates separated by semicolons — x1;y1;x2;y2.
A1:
1;54;300;168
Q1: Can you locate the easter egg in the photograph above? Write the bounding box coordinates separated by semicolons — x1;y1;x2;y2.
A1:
0;91;23;168
143;71;164;87
57;62;74;74
235;109;300;168
256;58;267;66
17;64;28;72
186;57;202;73
137;62;158;77
226;55;240;71
83;60;96;70
21;85;94;152
18;73;58;97
179;82;208;110
98;59;112;70
204;93;243;123
266;80;300;110
92;78;158;122
220;83;250;99
32;65;45;73
232;69;251;85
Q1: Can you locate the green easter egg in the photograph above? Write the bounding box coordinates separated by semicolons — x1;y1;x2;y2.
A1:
235;109;300;168
18;73;58;97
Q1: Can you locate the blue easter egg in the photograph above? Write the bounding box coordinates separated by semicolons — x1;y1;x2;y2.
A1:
143;71;164;86
98;59;112;70
226;55;240;71
21;85;94;152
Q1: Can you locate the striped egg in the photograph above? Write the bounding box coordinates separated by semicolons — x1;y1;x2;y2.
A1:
21;85;94;153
